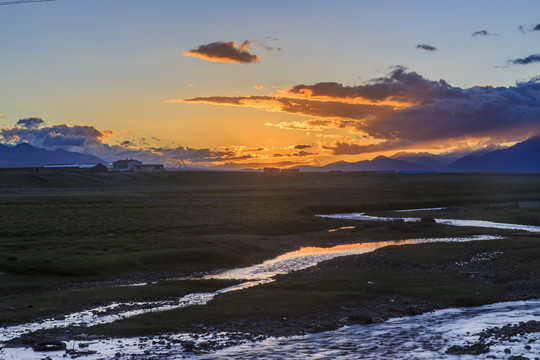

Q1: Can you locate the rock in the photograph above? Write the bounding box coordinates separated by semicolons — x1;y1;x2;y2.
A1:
505;348;512;354
508;356;529;360
33;341;67;352
445;342;490;355
348;314;375;324
181;341;195;351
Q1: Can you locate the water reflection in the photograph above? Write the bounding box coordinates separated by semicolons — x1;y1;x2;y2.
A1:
203;299;540;360
1;207;531;358
0;235;500;345
318;212;540;232
207;235;500;281
2;299;538;359
328;226;355;232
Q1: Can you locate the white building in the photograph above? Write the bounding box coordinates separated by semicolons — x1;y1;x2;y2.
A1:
109;159;142;171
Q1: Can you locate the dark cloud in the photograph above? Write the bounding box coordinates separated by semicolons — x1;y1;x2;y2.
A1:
518;24;540;33
289;66;462;104
178;95;386;120
292;151;316;157
1;122;109;149
184;41;260;64
150;146;254;163
177;67;540;154
120;140;137;147
42;134;86;147
294;144;311;149
16;117;44;129
210;160;310;171
415;44;437;51
0;119;267;167
256;37;283;54
507;54;540;65
272;150;316;157
323;140;411;155
471;30;499;37
472;30;489;37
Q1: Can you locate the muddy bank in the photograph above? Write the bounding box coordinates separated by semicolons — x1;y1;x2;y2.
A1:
53;240;534;344
158;250;539;339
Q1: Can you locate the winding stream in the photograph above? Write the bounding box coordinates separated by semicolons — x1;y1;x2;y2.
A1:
1;210;539;359
318;212;540;232
0;235;500;345
202;299;540;360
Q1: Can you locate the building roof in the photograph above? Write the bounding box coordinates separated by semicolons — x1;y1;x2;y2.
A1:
43;164;103;168
112;159;141;164
113;159;142;164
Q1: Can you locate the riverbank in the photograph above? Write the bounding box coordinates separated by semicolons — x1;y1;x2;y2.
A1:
86;236;539;341
3;235;538;358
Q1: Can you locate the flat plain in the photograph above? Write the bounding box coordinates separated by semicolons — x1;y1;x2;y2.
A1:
0;171;539;338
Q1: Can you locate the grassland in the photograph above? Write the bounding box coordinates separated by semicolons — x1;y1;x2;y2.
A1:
1;171;540;335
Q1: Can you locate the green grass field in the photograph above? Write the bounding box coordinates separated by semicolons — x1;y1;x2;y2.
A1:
1;171;540;331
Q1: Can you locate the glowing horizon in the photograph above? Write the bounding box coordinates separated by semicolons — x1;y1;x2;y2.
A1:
2;1;540;168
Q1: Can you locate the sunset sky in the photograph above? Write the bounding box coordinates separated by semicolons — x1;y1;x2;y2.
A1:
2;0;540;168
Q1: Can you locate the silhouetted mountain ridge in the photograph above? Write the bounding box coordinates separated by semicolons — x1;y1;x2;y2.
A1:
292;134;540;172
447;134;540;172
0;143;106;167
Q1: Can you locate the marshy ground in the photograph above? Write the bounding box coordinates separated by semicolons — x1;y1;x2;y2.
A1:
0;171;539;352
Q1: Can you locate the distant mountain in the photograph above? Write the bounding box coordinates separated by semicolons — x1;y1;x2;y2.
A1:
294;155;432;172
0;143;106;167
289;134;540;173
447;135;540;172
390;152;448;171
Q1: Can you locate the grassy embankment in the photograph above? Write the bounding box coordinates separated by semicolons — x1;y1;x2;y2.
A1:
1;171;540;328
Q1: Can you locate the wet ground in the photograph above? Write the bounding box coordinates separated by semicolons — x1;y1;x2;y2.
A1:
1;208;539;359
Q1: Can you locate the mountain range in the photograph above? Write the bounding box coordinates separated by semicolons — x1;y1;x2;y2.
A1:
2;135;540;172
0;143;106;167
293;134;540;173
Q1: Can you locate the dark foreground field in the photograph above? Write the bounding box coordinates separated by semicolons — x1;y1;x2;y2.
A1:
0;171;539;343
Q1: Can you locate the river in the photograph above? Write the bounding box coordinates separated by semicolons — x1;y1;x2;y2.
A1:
1;210;539;359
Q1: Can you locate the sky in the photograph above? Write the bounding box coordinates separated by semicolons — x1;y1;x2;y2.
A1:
2;0;540;169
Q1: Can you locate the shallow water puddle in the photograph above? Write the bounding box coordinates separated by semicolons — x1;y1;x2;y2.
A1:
0;235;500;345
318;212;540;232
328;225;356;232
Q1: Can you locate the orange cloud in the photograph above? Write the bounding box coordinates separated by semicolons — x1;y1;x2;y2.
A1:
254;84;264;89
184;41;260;64
172;67;540;153
264;119;342;131
166;95;389;122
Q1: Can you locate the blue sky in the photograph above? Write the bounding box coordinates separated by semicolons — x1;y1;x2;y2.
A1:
2;1;540;167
